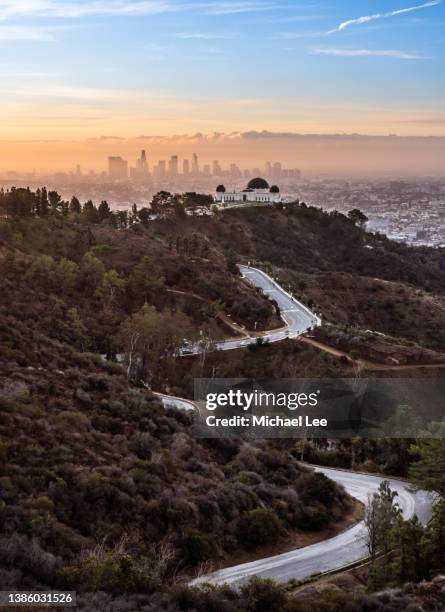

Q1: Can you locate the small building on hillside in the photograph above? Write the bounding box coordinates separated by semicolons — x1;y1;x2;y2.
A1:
215;178;281;207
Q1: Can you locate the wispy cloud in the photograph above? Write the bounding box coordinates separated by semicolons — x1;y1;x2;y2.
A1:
0;1;179;19
311;47;428;59
0;25;55;40
398;116;445;124
328;0;441;33
203;1;278;15
0;0;280;19
5;85;133;101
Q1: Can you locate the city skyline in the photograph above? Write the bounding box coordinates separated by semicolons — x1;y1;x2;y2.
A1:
104;150;301;181
1;132;444;176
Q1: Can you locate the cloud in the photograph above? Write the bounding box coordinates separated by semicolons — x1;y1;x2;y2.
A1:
0;25;55;40
5;84;133;100
0;0;279;19
0;1;180;19
328;0;441;33
202;1;278;15
399;117;445;124
311;47;427;60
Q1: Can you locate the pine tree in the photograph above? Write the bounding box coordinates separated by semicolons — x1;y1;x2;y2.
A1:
389;515;425;584
422;499;445;576
98;200;111;221
69;196;82;215
409;425;445;496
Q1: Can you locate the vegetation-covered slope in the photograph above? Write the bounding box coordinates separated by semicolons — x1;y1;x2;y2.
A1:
0;191;352;595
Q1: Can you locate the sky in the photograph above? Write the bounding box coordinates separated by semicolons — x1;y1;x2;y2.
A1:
0;0;444;171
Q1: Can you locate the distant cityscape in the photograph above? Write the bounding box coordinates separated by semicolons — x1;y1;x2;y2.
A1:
1;150;301;184
107;150;302;183
1;150;445;249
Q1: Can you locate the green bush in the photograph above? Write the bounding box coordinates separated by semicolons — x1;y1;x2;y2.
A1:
182;530;220;564
238;508;283;549
241;577;287;612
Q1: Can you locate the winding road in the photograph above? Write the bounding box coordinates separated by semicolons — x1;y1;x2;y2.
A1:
154;391;195;411
192;466;435;586
180;265;321;355
155;267;435;587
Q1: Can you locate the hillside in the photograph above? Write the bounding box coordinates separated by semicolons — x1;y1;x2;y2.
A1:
1;190;444;602
0;197;354;595
141;205;445;351
0;306;352;592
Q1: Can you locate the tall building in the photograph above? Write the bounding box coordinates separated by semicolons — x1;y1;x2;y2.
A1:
153;160;166;179
168;155;179;176
212;160;222;176
183;159;190;176
203;164;211;176
265;161;272;178
192;152;199;175
108;156;128;180
138;149;148;170
272;162;282;180
230;163;242;179
130;149;149;179
130;149;150;179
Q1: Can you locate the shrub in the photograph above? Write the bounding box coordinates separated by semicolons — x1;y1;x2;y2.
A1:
238;508;283;549
241;577;287;612
181;530;220;564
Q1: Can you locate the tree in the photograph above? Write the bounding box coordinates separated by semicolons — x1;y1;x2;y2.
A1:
56;258;79;295
127;256;165;304
364;480;401;558
98;200;111;222
25;255;58;292
151;191;174;217
117;304;193;382
389;515;425;584
226;249;238;275
48;190;62;214
347;208;368;229
95;269;126;309
422;499;445;575
38;187;49;217
116;210;128;229
83;200;99;224
79;251;105;292
173;198;186;218
409;423;445;496
137;207;151;225
69;196;81;215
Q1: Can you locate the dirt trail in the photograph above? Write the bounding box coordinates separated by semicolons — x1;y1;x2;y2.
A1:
300;337;445;371
168;288;445;372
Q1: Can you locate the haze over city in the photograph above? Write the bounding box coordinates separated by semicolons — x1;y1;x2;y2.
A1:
0;0;444;174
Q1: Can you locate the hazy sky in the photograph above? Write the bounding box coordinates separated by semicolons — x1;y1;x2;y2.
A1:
0;0;444;171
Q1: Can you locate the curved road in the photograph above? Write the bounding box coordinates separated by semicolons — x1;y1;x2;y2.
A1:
191;466;434;586
216;265;321;351
180;265;321;355
154;391;196;411
154;268;434;586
